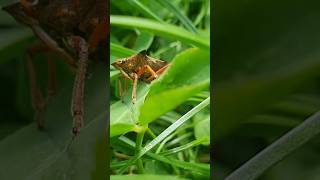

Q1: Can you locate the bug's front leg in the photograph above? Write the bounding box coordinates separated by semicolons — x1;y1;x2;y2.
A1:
155;64;170;76
69;36;89;137
26;44;46;129
131;73;138;104
117;76;123;101
47;54;57;102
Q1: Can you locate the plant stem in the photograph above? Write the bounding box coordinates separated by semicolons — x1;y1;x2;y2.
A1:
225;111;320;180
135;125;147;174
146;128;157;139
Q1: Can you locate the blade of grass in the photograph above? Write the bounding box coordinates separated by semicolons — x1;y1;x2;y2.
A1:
160;136;209;156
110;15;209;50
225;111;320;180
166;132;193;147
193;0;208;26
126;0;164;22
114;134;210;176
155;0;198;34
118;97;210;173
147;153;210;176
110;42;136;59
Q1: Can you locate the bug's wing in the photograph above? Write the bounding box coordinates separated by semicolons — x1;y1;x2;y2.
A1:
147;57;168;71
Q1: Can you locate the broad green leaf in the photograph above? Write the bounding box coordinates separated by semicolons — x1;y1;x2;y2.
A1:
110;84;149;137
110;48;209;136
110;15;209;50
139;48;210;124
111;175;189;180
0;64;107;180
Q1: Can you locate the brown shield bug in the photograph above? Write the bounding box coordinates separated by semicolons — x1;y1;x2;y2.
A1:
112;50;169;104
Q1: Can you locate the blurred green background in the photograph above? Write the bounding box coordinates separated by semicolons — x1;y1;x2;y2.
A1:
214;0;320;179
0;1;107;180
0;3;35;140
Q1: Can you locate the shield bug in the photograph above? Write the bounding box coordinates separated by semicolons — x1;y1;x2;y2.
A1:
2;0;108;137
112;50;169;103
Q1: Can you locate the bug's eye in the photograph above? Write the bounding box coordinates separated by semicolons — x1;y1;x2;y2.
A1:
120;59;126;64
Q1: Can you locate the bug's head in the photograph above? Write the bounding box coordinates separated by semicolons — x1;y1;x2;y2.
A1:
112;58;127;69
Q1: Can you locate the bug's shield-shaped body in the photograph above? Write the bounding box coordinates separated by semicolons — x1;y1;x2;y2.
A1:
112;50;167;83
112;50;168;103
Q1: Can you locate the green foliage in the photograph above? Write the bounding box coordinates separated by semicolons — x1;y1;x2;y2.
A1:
110;0;210;179
139;48;209;125
111;174;188;180
194;112;210;145
214;0;320;179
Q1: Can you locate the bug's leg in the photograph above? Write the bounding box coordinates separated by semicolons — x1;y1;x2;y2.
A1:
138;65;158;82
155;64;170;76
117;76;124;102
124;76;129;96
118;75;130;103
69;36;89;137
30;24;78;70
47;54;57;102
131;73;138;104
26;44;47;129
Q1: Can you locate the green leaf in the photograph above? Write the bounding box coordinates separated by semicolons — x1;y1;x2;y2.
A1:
111;175;189;180
110;15;209;50
139;48;210;124
110;84;149;137
110;48;209;137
